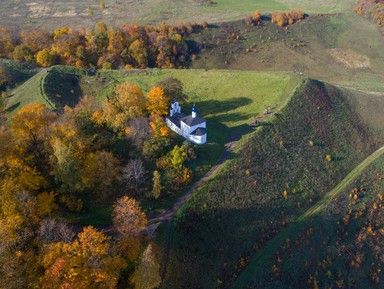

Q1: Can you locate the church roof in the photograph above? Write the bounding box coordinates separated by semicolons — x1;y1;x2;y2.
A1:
191;127;207;136
181;115;205;127
167;112;186;128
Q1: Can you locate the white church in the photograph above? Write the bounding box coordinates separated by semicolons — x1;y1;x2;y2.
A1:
165;101;207;144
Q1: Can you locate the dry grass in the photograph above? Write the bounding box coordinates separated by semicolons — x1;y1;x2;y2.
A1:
328;48;371;68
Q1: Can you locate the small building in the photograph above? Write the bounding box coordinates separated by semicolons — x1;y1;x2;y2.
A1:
165;101;207;144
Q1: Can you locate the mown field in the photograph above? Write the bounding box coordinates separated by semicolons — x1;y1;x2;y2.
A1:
161;79;384;289
190;13;384;92
0;0;357;29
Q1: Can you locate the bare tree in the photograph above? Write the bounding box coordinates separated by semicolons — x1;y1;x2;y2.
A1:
38;218;75;243
121;158;146;190
129;117;150;147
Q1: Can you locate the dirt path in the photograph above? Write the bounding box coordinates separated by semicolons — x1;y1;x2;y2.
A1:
146;134;240;237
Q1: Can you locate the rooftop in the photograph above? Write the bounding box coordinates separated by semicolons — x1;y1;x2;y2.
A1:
191;127;207;136
181;115;206;127
167;112;186;128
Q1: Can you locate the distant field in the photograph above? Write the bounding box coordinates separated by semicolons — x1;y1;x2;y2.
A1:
190;13;384;92
0;0;356;29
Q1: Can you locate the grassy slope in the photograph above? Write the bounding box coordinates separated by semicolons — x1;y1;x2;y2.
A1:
80;69;299;171
161;79;384;289
0;0;356;29
5;66;82;113
190;13;384;92
232;146;384;289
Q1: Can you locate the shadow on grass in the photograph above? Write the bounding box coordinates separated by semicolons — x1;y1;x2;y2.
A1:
193;97;253;116
5;102;20;113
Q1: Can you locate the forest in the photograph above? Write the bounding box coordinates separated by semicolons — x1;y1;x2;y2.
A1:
0;75;196;288
0;21;207;69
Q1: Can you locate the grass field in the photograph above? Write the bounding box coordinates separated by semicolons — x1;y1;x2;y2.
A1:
161;79;384;289
190;13;384;92
0;0;357;29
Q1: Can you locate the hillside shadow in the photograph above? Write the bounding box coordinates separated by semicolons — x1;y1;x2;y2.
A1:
189;97;253;116
44;71;82;112
170;199;342;289
5;102;20;113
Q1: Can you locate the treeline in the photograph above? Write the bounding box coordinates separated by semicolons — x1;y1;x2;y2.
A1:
245;10;305;27
354;0;384;26
0;77;194;288
0;21;208;69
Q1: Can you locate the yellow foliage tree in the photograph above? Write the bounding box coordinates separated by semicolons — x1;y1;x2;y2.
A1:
36;48;56;67
94;83;146;132
147;86;169;116
149;115;170;137
129;39;148;68
81;151;120;196
36;192;57;217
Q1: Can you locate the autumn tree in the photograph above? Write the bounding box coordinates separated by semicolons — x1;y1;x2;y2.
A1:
149;114;170;137
19;29;52;53
0;27;14;58
40;226;126;289
94;82;146;132
151;170;162;199
50;118;89;195
130;243;161;289
271;12;289;27
81;151;120;197
245;10;262;26
129;39;148;68
11;103;57;175
12;45;34;62
147;86;169;116
113;196;148;238
36;48;56;67
157;77;187;102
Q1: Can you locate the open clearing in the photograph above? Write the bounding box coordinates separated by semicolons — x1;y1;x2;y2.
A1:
0;0;356;29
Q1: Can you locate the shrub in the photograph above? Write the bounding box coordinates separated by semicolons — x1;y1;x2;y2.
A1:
271;10;305;27
245;10;262;26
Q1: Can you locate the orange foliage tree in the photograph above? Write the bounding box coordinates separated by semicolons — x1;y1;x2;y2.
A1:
40;226;126;289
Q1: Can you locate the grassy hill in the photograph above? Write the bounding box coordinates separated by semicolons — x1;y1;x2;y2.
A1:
161;79;384;289
4;66;82;113
0;0;357;30
189;13;384;92
232;149;384;289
